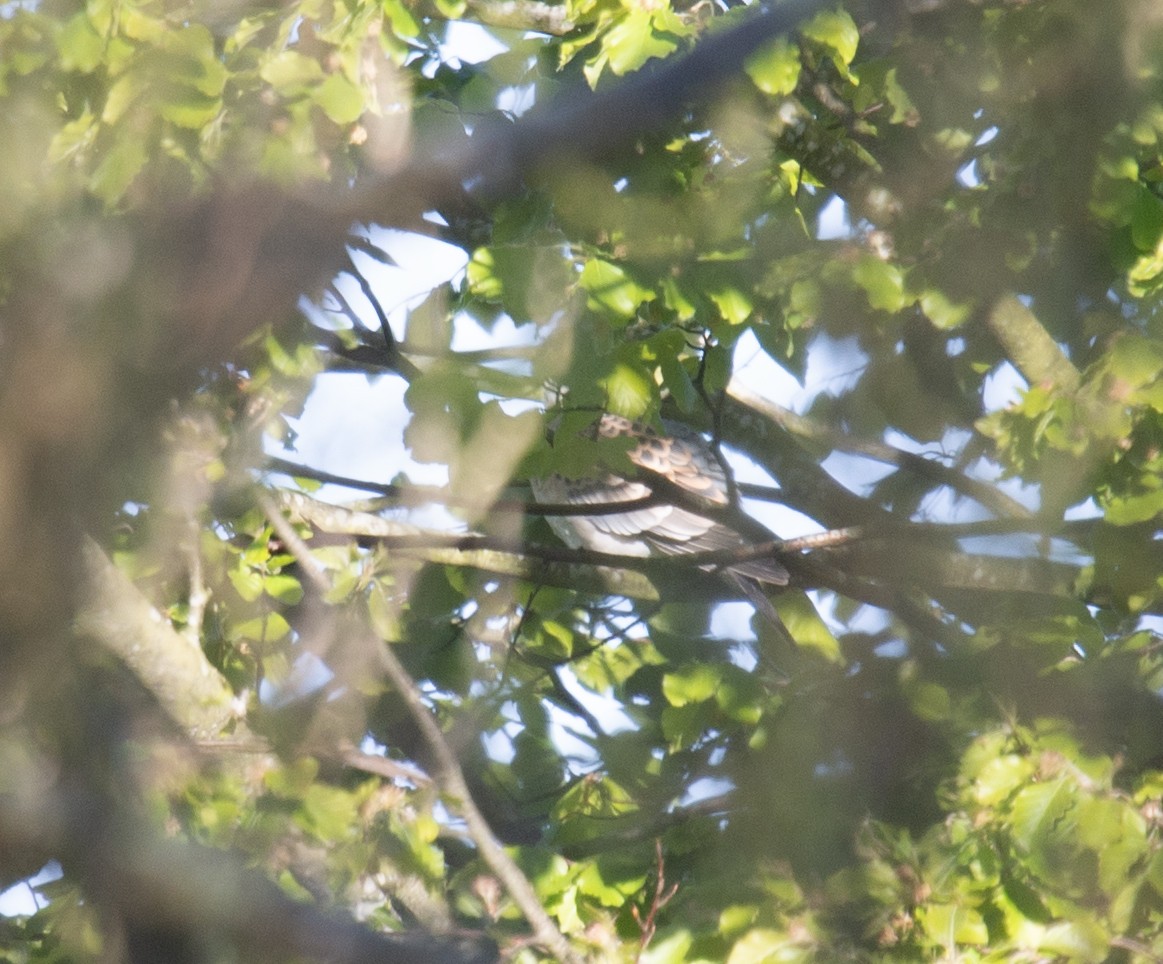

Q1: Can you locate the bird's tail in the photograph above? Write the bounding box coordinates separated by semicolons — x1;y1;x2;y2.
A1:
726;572;795;681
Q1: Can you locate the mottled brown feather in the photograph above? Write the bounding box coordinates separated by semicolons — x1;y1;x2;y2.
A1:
533;414;788;586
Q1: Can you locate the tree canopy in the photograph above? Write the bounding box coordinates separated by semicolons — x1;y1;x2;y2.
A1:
2;0;1163;960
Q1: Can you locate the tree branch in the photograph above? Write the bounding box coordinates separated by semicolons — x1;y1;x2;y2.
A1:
374;639;585;964
269;497;584;963
77;539;239;740
986;295;1082;392
726;380;1033;519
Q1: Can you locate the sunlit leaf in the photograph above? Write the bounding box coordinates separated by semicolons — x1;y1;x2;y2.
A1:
745;37;800;97
579;258;654;319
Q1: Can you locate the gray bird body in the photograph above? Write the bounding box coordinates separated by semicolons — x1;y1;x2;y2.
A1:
531;414;788;587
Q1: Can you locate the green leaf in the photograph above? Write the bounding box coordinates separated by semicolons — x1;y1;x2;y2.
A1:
745;37;800;97
315;72;365;124
1077;796;1148;895
261;51;325;93
57;14;104;73
598;361;653;418
1009;779;1082;886
773;592;842;663
709;286;753;325
229;567;265;602
801;9;859;72
971;753;1034;807
660;276;697;321
714;666;764;724
368;582;401;641
90;129;150;202
661;702;712;747
719;904;759;938
576;858;646;907
639;928;692;964
233;611;291;645
662;663;721;705
852;257;907;312
102;73;140;125
159;90;221;129
534;618;575;660
918;902;988;945
601;9;682;78
919;288;972;329
579;258;654;320
1036;918;1110;961
47;110;98;165
467;244;577;323
659;353;699;412
161;24;228;97
1131;185;1163;251
906;680;951;722
265;756;320;795
381;0;422;38
727;927;789;964
264;573;304;605
1103;487;1163;525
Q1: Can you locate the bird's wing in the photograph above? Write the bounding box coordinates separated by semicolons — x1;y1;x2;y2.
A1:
533;414;788;586
599;416;788;585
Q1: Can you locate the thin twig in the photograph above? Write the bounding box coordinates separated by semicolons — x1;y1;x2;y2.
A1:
632;839;678;961
339;743;434;787
263;496;585;963
259;491;330;589
1110;936;1163;963
326;281;373;333
375;638;585;964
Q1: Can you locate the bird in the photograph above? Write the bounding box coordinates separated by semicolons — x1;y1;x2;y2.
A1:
530;413;789;621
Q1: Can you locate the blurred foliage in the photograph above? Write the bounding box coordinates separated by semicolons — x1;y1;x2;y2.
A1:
3;0;1163;960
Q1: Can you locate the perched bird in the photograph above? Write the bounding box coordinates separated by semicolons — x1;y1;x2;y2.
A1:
531;414;789;619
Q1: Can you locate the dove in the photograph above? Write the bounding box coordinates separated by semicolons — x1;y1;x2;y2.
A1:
531;414;789;622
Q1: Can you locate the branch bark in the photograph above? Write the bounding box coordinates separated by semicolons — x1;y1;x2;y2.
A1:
271;497;584;963
77;538;239;740
986;295;1082;392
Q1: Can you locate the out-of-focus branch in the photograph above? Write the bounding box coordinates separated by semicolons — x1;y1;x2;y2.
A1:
270;500;584;964
718;391;897;528
466;0;575;34
0;784;497;964
727;379;1034;519
77;538;238;740
375;637;585;964
128;0;831;381
819;539;1083;598
987;295;1082;392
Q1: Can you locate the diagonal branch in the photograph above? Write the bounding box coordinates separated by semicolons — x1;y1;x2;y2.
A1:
986;295;1081;392
268;496;585;963
374;639;585;964
726;380;1033;519
77;538;239;740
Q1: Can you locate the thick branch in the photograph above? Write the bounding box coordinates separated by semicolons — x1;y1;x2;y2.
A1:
375;640;584;964
727;380;1033;519
987;295;1082;392
466;0;575;34
77;539;238;740
280;490;1088;603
